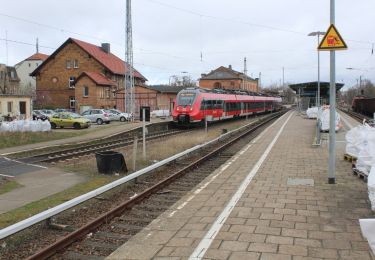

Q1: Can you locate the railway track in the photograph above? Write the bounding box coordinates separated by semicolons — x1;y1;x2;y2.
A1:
0;110;286;260
338;107;372;123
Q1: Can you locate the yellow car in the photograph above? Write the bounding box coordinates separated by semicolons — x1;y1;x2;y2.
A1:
50;112;91;129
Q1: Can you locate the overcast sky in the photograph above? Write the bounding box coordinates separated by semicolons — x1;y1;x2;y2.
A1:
1;0;374;90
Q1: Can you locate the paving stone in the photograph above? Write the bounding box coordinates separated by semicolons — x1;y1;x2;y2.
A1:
204;249;231;260
238;233;267;243
308;247;338;258
295;223;319;231
270;220;295;229
255;226;281;236
279;244;308;256
220;240;249;251
248;242;278;253
308;231;335;240
281;228;307;238
322;239;352;249
260;252;292;260
229;251;261;260
294;238;322;248
265;235;294;245
229;224;256;233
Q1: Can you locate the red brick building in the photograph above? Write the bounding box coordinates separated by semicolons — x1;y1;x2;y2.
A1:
31;38;147;112
199;65;259;92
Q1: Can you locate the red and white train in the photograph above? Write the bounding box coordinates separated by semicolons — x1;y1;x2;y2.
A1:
172;88;283;125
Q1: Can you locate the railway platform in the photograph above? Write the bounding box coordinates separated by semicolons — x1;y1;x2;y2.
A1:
107;110;374;260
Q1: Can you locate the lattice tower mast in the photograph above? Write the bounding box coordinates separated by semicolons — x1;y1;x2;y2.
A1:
125;0;134;116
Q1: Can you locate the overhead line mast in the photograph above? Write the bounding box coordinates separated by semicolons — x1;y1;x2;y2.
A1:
125;0;135;118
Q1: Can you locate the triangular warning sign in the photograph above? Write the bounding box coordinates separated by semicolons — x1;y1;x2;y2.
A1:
318;24;347;51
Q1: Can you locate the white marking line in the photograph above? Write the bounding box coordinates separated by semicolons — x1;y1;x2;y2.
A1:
339;112;354;130
189;112;294;260
3;157;48;169
0;173;15;178
168;112;289;219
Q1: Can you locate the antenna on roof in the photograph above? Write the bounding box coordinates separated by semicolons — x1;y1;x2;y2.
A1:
5;31;8;65
36;38;39;53
244;57;247;76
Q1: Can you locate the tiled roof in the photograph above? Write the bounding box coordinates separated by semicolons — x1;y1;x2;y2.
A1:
25;53;49;61
147;85;186;93
71;38;146;80
76;72;117;86
30;38;147;81
200;66;256;81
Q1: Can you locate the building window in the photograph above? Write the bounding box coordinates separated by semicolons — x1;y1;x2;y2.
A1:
106;87;110;98
112;88;116;98
69;76;75;88
36;63;39;67
73;59;79;68
100;88;104;99
69;97;76;109
7;102;13;113
66;60;71;69
10;71;15;79
214;82;222;89
28;63;31;67
83;86;89;97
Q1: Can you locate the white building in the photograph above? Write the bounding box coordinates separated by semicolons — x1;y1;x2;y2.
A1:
15;53;48;98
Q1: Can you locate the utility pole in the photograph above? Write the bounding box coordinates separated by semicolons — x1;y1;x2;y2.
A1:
125;0;135;118
328;0;336;184
282;67;285;87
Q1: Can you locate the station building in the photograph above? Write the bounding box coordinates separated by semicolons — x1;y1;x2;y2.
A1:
199;65;259;92
30;38;147;113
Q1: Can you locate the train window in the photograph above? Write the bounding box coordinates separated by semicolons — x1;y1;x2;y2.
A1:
177;92;196;106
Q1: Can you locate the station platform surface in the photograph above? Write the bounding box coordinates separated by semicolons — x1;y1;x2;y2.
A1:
107;110;374;260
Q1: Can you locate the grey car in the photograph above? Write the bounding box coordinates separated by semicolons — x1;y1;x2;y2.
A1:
106;109;133;122
81;109;111;125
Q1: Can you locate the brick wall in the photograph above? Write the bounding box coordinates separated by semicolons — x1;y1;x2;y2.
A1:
35;42;105;109
75;76;116;113
199;79;258;92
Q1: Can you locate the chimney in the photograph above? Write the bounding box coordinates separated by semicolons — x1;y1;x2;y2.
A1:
228;65;232;70
101;43;110;54
201;73;207;78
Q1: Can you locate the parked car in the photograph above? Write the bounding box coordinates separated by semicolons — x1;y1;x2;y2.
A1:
50;112;91;129
54;108;70;113
32;110;48;121
106;109;133;122
81;109;111;125
40;109;55;120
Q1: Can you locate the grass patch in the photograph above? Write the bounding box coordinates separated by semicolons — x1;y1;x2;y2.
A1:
0;174;119;228
0;131;89;149
0;180;23;195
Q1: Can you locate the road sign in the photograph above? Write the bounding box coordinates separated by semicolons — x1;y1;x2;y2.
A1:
318;24;347;51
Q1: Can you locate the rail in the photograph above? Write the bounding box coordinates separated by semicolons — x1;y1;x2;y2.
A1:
0;112;284;240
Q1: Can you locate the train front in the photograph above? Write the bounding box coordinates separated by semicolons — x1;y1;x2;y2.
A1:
172;88;201;124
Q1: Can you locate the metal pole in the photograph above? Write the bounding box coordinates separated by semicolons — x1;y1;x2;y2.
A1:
142;108;146;159
133;135;138;171
328;0;336;184
316;34;322;145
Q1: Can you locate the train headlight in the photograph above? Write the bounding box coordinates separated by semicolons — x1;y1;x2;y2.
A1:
190;106;193;111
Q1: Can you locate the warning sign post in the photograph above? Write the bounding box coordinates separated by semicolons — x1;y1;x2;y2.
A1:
318;24;348;51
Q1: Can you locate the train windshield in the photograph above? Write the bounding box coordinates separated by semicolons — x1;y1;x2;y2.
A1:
177;92;197;106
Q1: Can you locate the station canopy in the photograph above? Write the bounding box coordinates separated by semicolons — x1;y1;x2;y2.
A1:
289;81;344;98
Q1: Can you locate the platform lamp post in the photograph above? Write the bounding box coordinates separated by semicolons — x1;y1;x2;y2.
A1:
308;31;325;145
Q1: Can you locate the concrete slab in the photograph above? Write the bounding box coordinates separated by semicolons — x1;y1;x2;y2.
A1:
0;168;86;214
